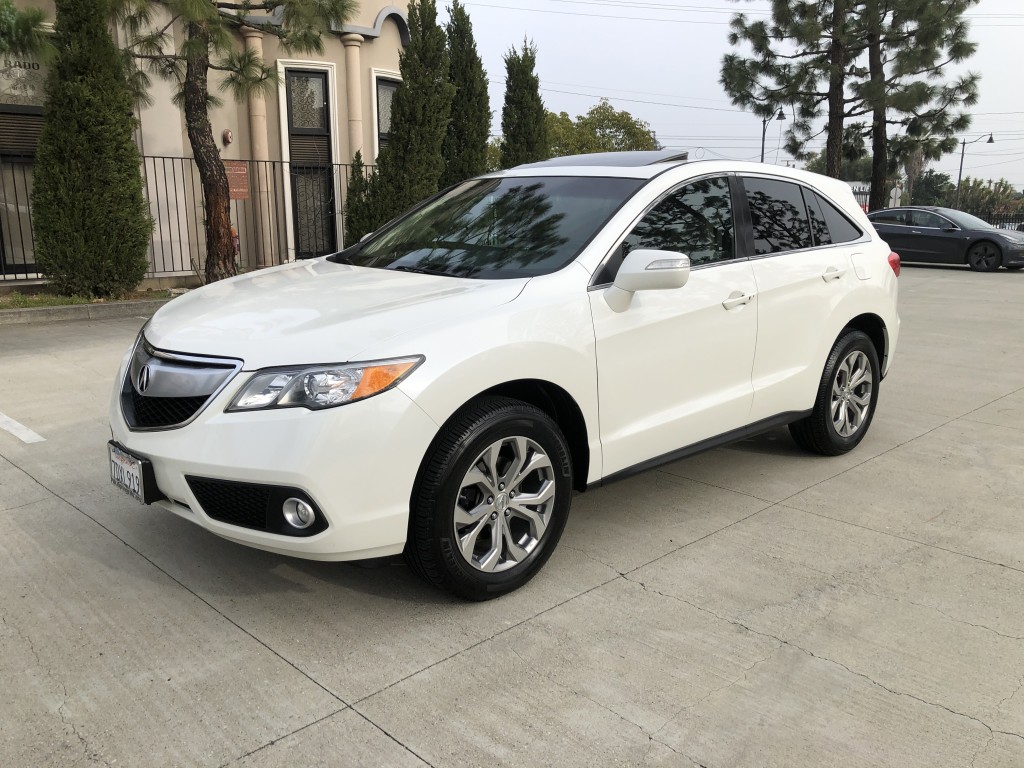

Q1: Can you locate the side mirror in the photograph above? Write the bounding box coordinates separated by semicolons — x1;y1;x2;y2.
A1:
942;225;959;232
606;249;690;312
359;231;374;242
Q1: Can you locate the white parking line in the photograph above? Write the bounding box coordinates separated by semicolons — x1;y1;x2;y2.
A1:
0;411;45;444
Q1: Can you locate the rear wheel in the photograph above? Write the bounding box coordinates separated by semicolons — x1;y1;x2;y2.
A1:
790;330;880;456
967;241;1002;272
405;396;573;600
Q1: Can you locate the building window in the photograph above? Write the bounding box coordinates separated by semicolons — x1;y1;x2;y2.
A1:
376;77;400;151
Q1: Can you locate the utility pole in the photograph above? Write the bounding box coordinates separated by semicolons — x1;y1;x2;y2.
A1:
955;134;994;209
760;109;786;163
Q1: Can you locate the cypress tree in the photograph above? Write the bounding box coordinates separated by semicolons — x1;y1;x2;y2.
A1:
371;0;455;226
440;0;489;187
499;40;547;169
31;0;152;298
343;151;377;245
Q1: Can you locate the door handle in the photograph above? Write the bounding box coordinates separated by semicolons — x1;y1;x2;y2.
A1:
822;266;847;283
722;291;755;310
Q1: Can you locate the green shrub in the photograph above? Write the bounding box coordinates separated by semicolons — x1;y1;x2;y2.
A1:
31;0;152;298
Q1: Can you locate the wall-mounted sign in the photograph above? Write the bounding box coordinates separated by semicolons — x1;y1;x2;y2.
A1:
0;56;47;107
224;160;250;200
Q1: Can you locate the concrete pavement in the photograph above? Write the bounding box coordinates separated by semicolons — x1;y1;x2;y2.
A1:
1;267;1023;767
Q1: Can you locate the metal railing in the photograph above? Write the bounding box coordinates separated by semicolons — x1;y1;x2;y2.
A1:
1;156;370;283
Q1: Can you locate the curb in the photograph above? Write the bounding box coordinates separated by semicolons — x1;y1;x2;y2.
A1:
0;299;172;326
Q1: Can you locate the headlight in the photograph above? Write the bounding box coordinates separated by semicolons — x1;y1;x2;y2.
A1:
226;356;424;412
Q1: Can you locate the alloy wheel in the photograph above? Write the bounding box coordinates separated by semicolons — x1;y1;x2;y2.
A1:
452;436;555;573
830;350;873;438
969;242;1001;271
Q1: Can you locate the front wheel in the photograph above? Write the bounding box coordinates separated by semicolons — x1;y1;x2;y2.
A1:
405;396;573;600
790;330;881;456
967;242;1002;272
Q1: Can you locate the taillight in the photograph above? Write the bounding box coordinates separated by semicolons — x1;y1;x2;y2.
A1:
888;252;901;277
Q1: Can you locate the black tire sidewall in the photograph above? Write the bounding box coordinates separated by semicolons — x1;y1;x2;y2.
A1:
420;401;573;598
969;242;1001;272
820;331;881;452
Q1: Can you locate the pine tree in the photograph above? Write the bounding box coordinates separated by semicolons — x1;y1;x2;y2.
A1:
440;0;489;187
31;0;152;298
500;40;546;169
113;0;357;282
370;0;454;225
721;0;978;203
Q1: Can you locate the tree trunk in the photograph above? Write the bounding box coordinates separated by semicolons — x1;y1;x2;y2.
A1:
824;0;847;178
867;21;888;211
183;23;235;283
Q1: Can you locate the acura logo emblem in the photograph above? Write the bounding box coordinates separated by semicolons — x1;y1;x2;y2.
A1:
137;365;152;393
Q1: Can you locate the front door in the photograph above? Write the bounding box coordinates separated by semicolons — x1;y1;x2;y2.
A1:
285;69;336;259
590;175;758;476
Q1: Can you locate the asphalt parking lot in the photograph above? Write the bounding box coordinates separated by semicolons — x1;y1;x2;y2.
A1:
2;265;1024;767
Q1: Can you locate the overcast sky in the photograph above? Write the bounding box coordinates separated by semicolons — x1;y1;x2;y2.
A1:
447;0;1024;190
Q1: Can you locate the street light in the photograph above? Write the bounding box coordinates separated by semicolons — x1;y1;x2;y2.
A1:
954;133;994;209
760;109;786;163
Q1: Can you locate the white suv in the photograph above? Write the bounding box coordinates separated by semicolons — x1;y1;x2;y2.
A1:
109;152;900;600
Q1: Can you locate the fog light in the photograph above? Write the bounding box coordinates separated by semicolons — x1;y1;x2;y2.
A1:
283;497;315;529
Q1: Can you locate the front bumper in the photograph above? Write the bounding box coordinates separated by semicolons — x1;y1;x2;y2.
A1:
109;359;440;561
1002;245;1024;267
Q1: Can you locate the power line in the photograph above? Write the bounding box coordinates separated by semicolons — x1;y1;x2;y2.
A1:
465;1;1024;26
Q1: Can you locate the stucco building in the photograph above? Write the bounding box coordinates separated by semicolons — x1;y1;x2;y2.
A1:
0;2;408;282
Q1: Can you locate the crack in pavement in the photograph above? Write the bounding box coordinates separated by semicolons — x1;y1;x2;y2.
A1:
623;576;1024;747
218;707;349;767
504;646;706;765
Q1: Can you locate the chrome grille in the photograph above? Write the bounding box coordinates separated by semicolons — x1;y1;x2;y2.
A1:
121;338;242;431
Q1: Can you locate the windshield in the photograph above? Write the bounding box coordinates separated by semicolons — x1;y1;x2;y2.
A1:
334;176;644;279
943;210;994;230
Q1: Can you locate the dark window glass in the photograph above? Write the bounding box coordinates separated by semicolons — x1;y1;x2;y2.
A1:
815;192;863;244
909;210;943;228
622;176;735;266
744;178;813;255
339;176;643;279
376;78;400;150
803;188;831;246
869;210;908;225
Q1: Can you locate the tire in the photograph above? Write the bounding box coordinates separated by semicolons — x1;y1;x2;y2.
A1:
967;241;1002;272
405;396;573;601
789;330;881;456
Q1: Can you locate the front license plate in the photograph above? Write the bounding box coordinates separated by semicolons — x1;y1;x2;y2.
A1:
109;442;146;503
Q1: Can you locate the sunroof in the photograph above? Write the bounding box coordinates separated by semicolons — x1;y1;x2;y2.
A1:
514;150;690;169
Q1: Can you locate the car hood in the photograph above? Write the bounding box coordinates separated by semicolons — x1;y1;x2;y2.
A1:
996;230;1024;244
145;259;528;368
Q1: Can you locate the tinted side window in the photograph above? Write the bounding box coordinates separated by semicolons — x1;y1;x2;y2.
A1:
909;210;943;228
743;178;813;255
621;176;735;267
815;192;863;244
870;210;908;225
803;189;831;246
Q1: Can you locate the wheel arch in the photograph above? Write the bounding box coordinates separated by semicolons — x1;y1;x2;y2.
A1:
844;313;889;375
452;379;591;492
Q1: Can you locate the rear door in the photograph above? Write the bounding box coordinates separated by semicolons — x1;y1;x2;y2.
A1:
742;177;866;420
907;210;960;263
868;209;919;259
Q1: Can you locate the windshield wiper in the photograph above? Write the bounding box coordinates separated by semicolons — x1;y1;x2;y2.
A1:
389;265;453;277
